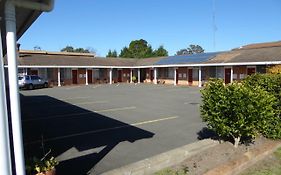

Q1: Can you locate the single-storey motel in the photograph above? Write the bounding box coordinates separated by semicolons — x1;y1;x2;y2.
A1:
6;41;281;87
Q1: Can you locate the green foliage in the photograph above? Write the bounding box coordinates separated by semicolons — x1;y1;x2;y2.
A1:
155;167;189;175
176;44;204;55
106;49;118;57
201;79;276;145
118;39;168;58
243;74;281;139
34;156;59;173
61;45;91;53
132;76;137;82
153;45;168;57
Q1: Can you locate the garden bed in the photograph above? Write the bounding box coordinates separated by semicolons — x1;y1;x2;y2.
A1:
156;137;279;175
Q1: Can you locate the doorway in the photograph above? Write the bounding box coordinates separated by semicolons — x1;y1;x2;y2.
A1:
72;70;78;84
188;69;193;85
87;70;93;84
224;68;231;84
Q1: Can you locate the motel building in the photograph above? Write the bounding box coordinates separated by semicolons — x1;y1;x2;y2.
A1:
7;41;281;87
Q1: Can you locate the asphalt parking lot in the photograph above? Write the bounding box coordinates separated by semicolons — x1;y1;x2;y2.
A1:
20;83;206;175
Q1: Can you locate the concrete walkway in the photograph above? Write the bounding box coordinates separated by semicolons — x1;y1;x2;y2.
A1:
100;139;219;175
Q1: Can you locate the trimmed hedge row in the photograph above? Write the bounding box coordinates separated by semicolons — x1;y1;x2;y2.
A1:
200;74;281;147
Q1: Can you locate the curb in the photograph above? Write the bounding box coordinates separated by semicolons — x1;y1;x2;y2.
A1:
203;140;281;175
100;139;219;175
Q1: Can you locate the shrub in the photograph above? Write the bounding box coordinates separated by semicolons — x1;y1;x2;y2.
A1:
243;74;281;139
201;79;276;147
267;65;281;74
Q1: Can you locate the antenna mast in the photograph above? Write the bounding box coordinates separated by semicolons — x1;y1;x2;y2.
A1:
212;0;217;51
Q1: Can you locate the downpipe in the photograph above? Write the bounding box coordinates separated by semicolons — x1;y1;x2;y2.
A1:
5;1;54;175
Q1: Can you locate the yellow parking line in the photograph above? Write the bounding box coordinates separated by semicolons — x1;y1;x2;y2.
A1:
25;116;179;145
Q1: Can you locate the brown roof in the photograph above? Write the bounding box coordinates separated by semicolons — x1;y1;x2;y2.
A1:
13;53;137;67
5;41;281;67
136;57;166;66
233;41;281;50
207;45;281;63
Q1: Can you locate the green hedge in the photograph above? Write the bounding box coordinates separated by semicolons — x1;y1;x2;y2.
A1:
200;78;277;147
244;74;281;139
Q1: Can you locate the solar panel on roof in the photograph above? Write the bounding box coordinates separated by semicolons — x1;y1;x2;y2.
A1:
155;52;222;65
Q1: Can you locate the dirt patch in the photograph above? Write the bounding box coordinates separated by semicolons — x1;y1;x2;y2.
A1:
170;136;278;175
239;147;281;175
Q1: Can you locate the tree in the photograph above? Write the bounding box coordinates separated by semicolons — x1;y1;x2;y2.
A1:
153;45;168;57
61;46;74;52
176;44;204;55
119;39;168;58
61;46;90;53
111;50;118;57
106;49;112;57
106;49;118;57
119;47;132;58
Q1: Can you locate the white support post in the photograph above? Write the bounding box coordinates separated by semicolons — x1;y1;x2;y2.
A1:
154;67;157;84
85;68;88;85
5;1;26;175
130;69;133;83
230;66;233;83
0;18;12;175
174;67;177;86
109;68;112;84
57;68;61;86
198;67;202;87
138;68;141;83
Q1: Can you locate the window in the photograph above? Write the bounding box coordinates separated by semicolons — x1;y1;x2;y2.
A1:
216;67;224;79
60;68;71;79
93;69;100;78
168;68;173;78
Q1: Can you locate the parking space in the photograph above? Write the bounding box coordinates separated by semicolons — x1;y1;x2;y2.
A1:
20;84;205;174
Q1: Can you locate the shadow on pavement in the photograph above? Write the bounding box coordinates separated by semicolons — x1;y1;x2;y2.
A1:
20;94;154;175
197;127;218;140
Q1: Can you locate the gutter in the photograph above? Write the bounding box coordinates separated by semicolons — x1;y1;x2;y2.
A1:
12;0;54;12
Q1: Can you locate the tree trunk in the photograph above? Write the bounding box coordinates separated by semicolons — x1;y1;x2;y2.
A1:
234;137;240;148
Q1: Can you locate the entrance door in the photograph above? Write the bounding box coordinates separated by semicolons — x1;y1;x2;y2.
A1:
247;68;255;75
87;70;93;84
118;70;122;82
150;70;154;82
30;70;38;75
224;68;231;84
188;69;193;85
72;70;78;84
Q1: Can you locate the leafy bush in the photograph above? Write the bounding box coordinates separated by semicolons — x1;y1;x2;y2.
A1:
201;79;276;147
243;74;281;139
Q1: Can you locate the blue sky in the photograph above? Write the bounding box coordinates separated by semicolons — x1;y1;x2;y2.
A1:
19;0;281;56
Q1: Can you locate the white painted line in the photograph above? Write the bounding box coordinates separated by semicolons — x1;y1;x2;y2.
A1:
58;97;91;101
131;116;179;126
95;106;136;113
92;85;101;88
25;116;179;145
23;106;137;122
64;86;81;90
50;101;108;107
